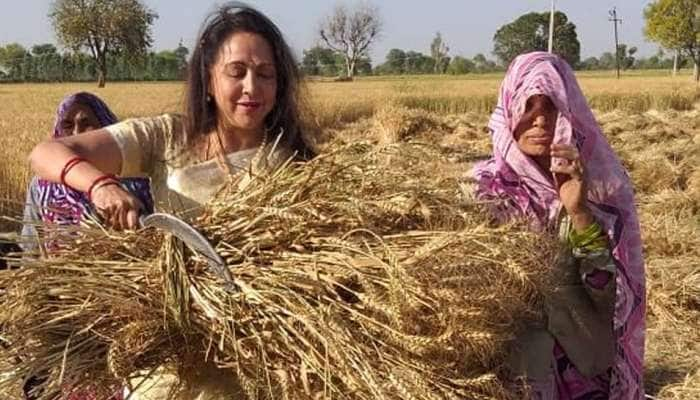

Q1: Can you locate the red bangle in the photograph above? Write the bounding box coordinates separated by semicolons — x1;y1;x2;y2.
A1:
60;157;87;188
87;174;119;201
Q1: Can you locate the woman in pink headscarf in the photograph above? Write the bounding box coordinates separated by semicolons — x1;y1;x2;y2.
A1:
472;52;645;399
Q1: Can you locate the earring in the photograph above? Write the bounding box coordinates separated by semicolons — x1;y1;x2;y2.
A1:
206;94;212;102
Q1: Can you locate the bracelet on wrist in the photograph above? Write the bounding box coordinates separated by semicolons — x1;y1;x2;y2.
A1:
87;174;119;201
568;221;608;251
60;157;87;189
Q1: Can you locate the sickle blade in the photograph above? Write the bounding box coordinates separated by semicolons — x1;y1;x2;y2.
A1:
139;213;235;290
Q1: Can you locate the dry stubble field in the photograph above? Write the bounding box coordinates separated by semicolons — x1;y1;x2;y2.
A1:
0;72;698;399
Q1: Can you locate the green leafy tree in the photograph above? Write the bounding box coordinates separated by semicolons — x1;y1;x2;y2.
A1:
151;50;180;80
617;44;638;70
472;53;499;73
31;44;58;56
446;56;474;74
0;43;29;80
472;54;487;64
598;52;616;70
383;48;406;74
301;46;340;76
49;0;158;87
493;11;581;67
30;44;63;81
71;52;96;81
301;46;327;76
404;51;433;74
646;48;675;69
376;48;449;75
580;56;600;70
354;56;372;75
23;53;37;81
644;0;700;81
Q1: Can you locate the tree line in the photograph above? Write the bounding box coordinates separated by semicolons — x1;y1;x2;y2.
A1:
301;42;693;77
2;38;692;83
301;46;502;76
309;0;699;80
579;46;693;71
1;0;697;85
0;42;188;83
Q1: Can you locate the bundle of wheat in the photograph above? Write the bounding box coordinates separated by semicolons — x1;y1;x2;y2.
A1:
372;104;439;145
0;142;557;400
637;190;699;259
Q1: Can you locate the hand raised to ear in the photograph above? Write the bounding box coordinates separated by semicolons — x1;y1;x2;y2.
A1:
550;144;594;231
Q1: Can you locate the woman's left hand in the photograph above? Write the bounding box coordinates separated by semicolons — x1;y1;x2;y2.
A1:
550;144;594;231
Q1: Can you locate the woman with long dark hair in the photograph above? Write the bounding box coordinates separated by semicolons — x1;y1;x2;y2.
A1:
27;3;313;398
29;2;312;230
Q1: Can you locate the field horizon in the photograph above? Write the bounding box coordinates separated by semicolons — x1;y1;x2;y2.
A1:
0;73;698;399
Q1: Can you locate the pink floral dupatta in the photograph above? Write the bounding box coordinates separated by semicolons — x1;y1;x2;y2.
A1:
472;52;645;399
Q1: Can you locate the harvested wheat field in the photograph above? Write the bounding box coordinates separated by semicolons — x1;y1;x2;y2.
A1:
0;79;698;399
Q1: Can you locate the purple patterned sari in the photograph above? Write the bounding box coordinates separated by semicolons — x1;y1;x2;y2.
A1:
32;92;153;225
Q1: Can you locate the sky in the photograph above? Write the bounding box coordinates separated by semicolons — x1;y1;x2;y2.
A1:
1;0;658;63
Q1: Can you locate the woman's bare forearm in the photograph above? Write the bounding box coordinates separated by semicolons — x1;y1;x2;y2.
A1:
28;129;123;193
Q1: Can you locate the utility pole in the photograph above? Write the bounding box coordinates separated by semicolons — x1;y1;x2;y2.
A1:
609;7;622;79
548;0;555;53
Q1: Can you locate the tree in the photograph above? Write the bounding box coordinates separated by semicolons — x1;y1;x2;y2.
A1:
493;11;581;67
301;46;340;76
151;50;180;80
375;48;452;75
580;56;600;70
446;56;474;74
430;32;449;73
617;44;638;70
598;52;616;70
472;53;499;73
31;44;58;56
174;40;189;78
404;51;433;74
644;0;700;81
383;48;407;74
319;2;382;79
29;44;65;82
354;56;373;75
49;0;158;87
301;49;320;76
0;43;29;81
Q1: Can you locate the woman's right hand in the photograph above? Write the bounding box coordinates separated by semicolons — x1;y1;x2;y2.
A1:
90;184;143;230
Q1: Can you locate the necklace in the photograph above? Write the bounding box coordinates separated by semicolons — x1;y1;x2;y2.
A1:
203;128;270;181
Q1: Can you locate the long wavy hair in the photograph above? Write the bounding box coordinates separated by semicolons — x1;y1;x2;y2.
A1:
183;2;313;159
